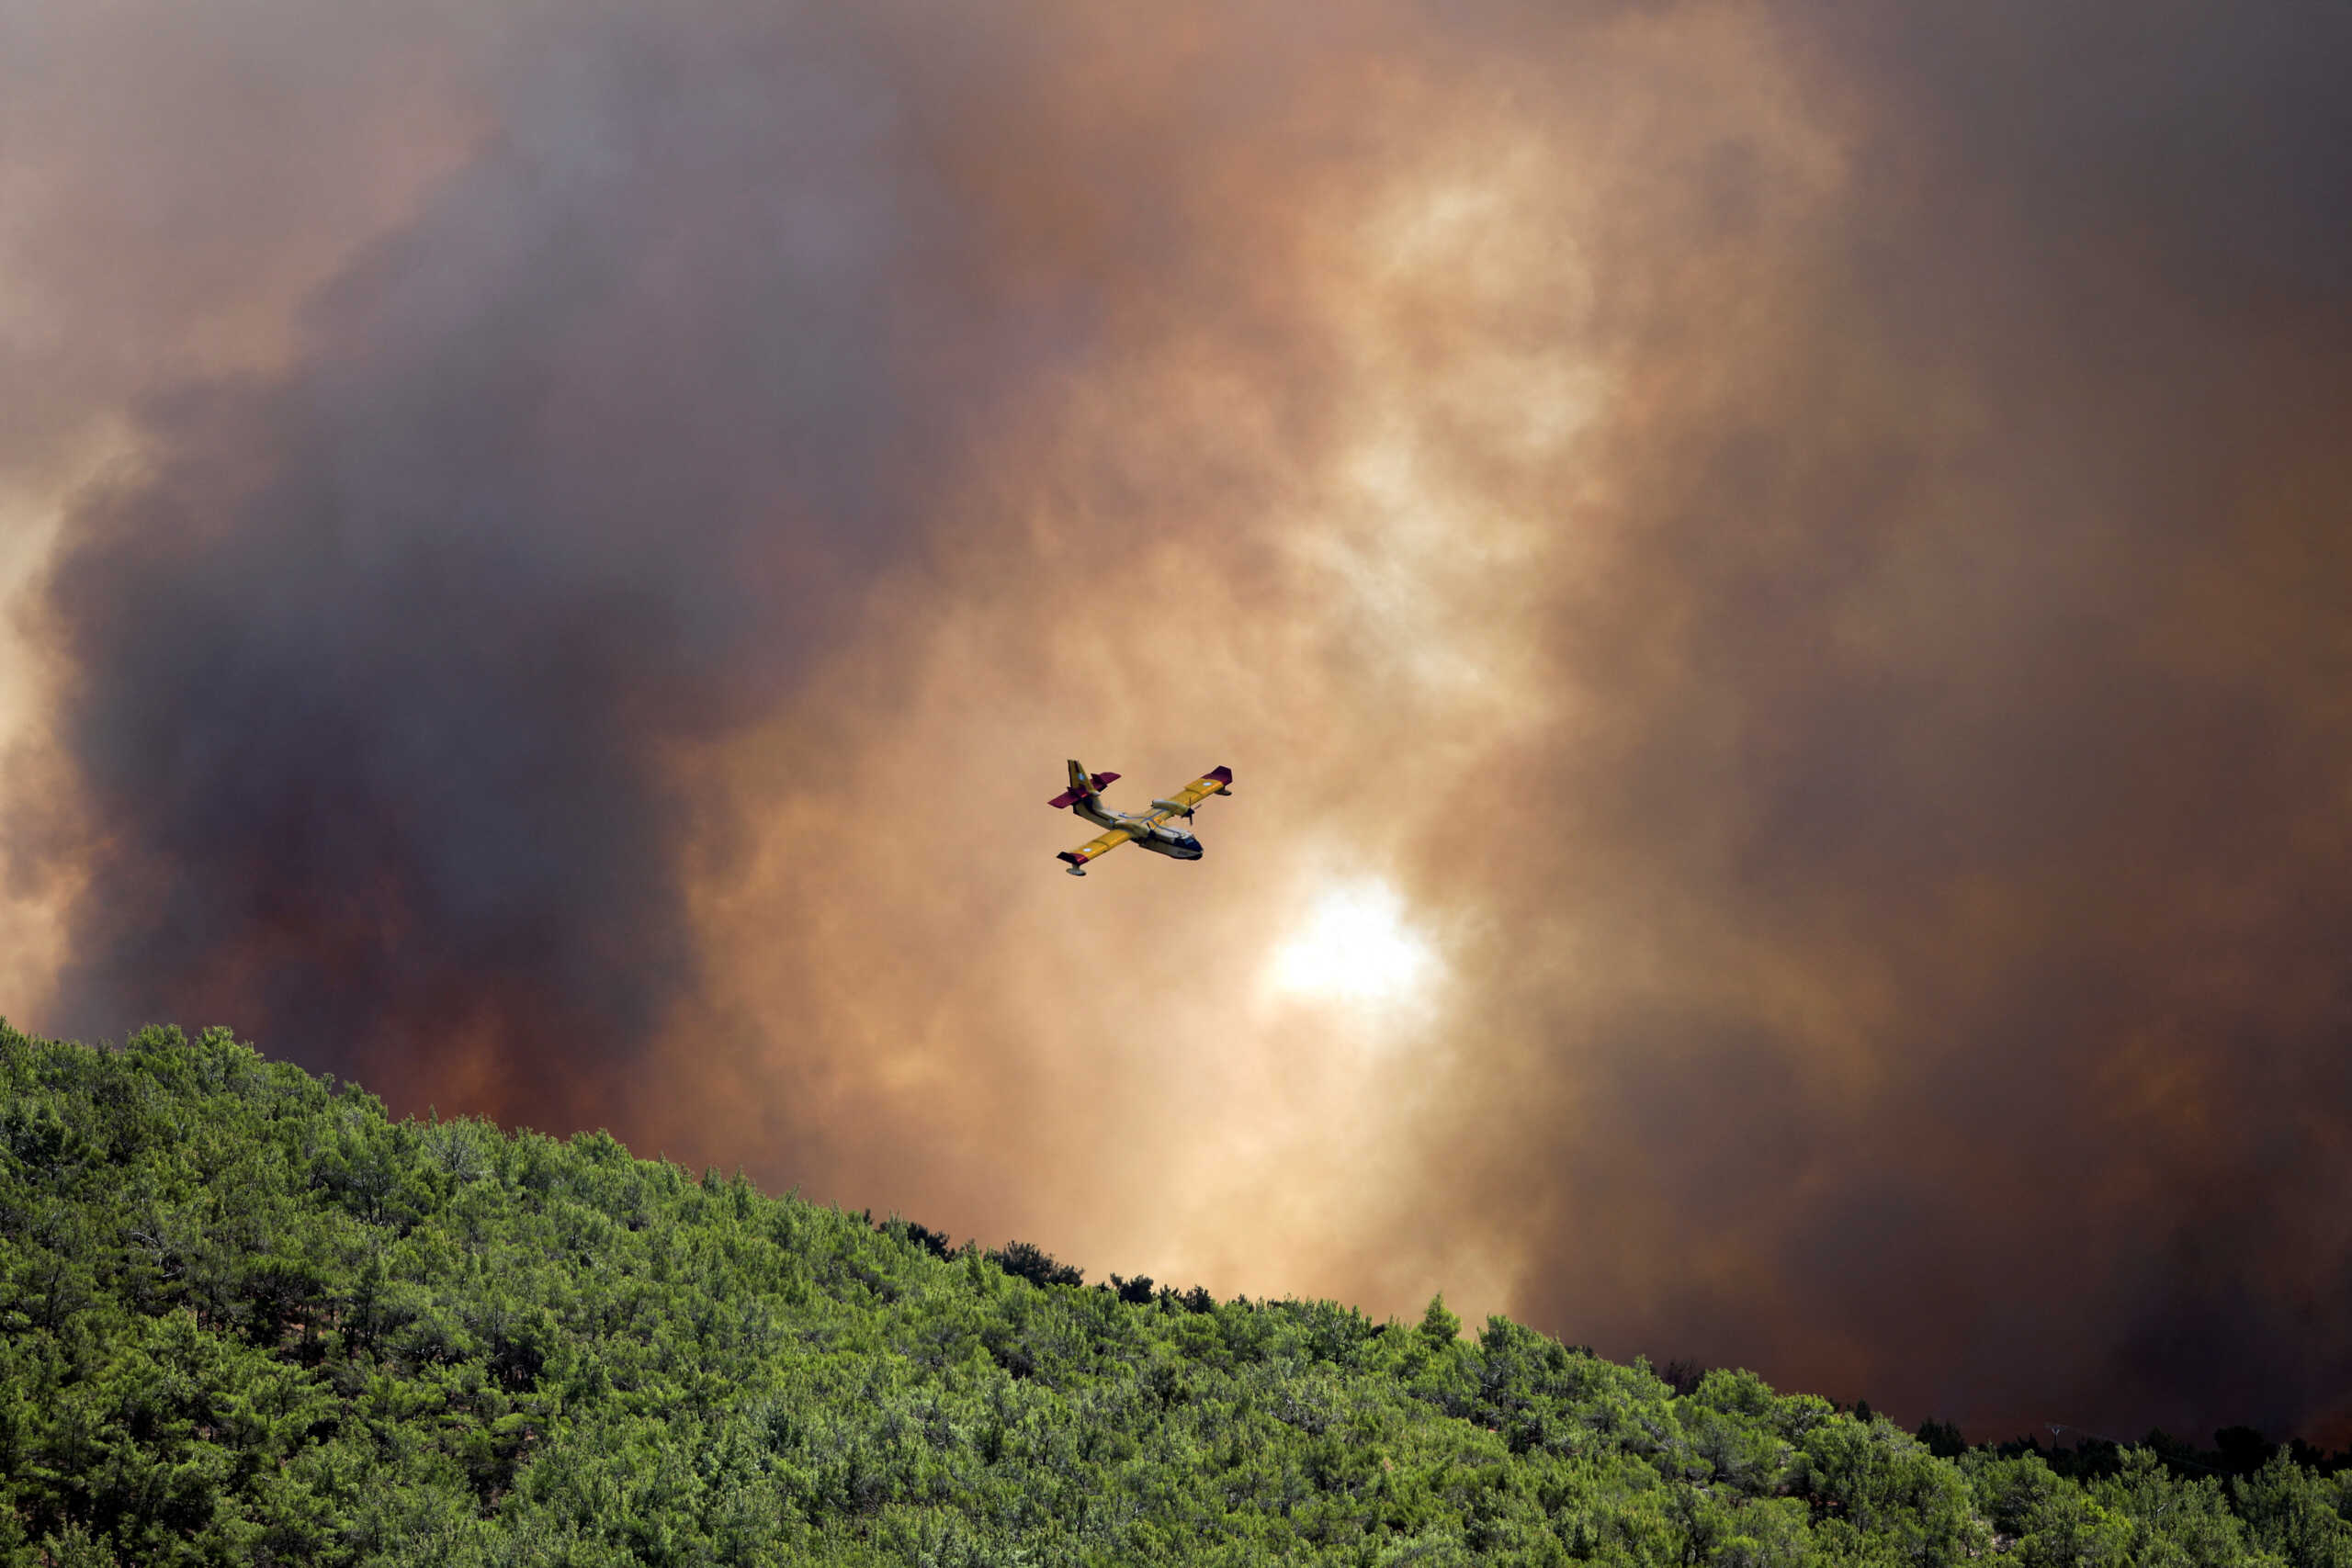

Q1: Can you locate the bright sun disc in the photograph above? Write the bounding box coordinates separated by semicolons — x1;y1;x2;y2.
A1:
1267;880;1437;1008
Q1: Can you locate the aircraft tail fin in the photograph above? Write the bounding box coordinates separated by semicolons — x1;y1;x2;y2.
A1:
1048;759;1120;809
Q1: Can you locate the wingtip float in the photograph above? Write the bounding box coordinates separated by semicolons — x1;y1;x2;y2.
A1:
1049;760;1232;875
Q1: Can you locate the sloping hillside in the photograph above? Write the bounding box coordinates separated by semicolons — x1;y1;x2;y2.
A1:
3;1022;2345;1566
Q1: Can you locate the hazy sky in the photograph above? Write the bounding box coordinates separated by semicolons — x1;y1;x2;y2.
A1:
6;0;2349;1445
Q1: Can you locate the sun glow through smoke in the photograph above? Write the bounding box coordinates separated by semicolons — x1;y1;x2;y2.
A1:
1266;879;1439;1010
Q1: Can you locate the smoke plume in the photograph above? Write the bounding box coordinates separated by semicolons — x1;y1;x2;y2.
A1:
6;0;2350;1443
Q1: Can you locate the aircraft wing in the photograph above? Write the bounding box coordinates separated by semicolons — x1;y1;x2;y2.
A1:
1057;825;1134;872
1144;764;1234;824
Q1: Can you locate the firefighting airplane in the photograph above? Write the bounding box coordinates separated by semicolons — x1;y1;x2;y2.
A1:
1049;760;1233;874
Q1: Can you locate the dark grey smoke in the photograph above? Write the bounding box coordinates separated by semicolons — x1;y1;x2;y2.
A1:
30;2;1069;1121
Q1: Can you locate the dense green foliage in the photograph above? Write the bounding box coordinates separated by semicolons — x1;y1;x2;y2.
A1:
5;1022;2349;1566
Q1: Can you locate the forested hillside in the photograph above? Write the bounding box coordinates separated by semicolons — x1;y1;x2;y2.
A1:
4;1022;2347;1566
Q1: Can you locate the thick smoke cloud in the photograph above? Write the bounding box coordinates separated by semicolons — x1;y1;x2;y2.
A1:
1418;1;2352;1442
19;0;1073;1122
6;0;2350;1446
